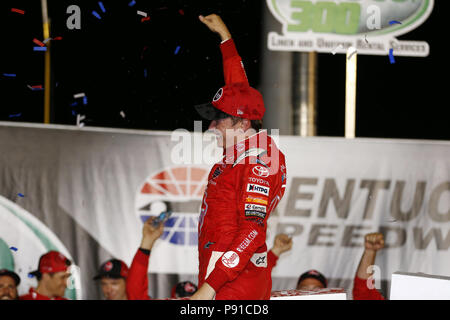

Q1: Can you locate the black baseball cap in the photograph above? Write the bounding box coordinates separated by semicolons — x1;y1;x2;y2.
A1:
93;259;129;280
297;270;328;288
171;281;198;298
0;269;21;286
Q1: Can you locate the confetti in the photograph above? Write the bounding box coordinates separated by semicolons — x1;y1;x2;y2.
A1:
9;113;22;118
389;20;402;25
92;11;102;19
174;46;181;55
144;68;148;78
331;44;343;55
389;48;396;64
72;110;77;116
33;46;47;51
73;93;85;99
28;273;34;278
179;9;185;15
43;37;52;44
10;247;18;252
98;2;106;13
128;0;136;7
53;36;63;41
120;111;126;118
18;193;25;197
77;114;86;127
137;11;147;17
11;8;25;15
27;85;43;91
82;96;88;105
141;17;150;23
3;73;17;77
33;38;45;47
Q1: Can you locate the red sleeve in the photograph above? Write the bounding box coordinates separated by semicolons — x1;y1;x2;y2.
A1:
267;250;279;272
126;249;151;300
206;163;280;292
352;275;385;300
220;39;249;86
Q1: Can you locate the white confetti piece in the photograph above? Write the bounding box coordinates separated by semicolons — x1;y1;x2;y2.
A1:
137;10;147;17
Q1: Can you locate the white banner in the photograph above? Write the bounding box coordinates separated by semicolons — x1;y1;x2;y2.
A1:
1;123;449;298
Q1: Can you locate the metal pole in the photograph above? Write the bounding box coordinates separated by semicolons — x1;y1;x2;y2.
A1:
293;52;317;137
41;0;51;124
345;48;357;139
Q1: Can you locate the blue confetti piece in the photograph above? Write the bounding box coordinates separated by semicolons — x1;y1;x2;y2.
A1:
83;96;88;105
9;113;22;118
174;46;181;55
33;46;47;51
128;0;136;7
72;110;77;116
92;11;102;19
28;273;34;278
98;2;106;13
70;101;78;107
144;68;148;78
18;193;25;197
389;20;402;25
3;73;17;77
389;48;396;64
10;247;18;252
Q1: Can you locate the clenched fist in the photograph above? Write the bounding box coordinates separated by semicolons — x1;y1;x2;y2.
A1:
140;216;164;250
271;234;293;257
199;14;231;42
364;232;385;252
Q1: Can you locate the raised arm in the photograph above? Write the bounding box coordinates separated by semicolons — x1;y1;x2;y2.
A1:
126;217;164;300
353;232;386;300
199;14;249;86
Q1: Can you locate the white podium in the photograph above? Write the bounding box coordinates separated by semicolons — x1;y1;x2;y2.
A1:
390;272;450;300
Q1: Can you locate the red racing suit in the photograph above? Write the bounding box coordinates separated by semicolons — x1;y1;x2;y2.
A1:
197;38;287;299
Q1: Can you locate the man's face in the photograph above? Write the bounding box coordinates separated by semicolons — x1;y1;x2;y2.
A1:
297;278;325;290
43;271;70;297
100;278;127;300
208;117;246;148
0;276;18;300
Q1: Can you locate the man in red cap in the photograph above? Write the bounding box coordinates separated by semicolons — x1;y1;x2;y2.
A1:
0;269;21;300
20;251;71;300
190;14;287;300
93;216;164;300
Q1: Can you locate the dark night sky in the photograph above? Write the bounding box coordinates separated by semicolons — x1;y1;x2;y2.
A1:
1;0;448;140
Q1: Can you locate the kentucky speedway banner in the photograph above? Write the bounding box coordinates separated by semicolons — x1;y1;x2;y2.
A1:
0;122;448;299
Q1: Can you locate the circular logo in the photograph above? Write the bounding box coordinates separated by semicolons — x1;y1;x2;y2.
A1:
252;165;269;178
221;251;240;268
213;88;223;102
136;166;209;247
104;261;113;272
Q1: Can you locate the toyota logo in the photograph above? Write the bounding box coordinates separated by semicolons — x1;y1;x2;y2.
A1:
252;166;269;178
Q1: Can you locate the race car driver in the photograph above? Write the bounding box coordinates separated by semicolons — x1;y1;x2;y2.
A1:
190;14;287;300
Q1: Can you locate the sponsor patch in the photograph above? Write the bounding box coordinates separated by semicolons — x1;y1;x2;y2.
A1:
244;204;267;213
245;210;266;219
246;183;270;196
245;197;268;205
222;251;240;268
250;252;267;268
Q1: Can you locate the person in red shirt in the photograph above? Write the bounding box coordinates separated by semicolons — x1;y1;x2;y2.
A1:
0;269;21;300
352;232;385;300
191;14;287;300
20;251;71;300
93;217;163;300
